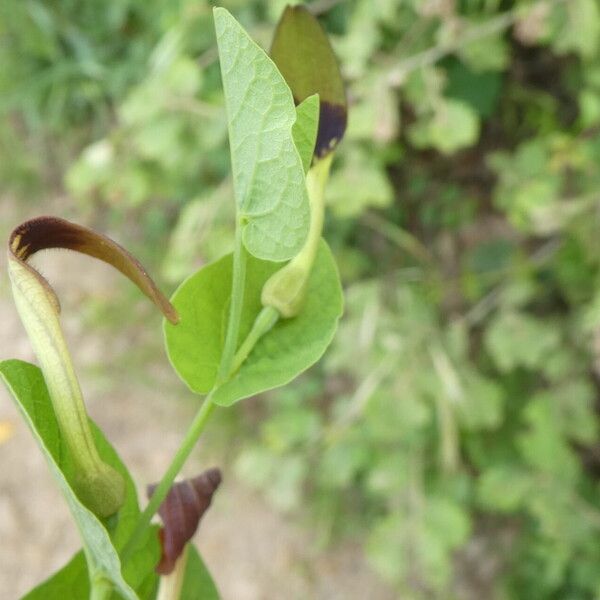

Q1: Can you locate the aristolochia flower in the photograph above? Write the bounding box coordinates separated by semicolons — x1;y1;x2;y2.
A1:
8;216;178;517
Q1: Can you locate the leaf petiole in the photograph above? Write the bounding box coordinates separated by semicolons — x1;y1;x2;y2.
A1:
231;306;280;375
216;221;248;386
120;392;216;562
90;577;113;600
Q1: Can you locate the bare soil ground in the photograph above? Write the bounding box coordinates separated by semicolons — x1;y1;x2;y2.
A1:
0;198;394;599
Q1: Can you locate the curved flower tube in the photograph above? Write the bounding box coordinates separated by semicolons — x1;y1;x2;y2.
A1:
261;153;333;317
7;216;178;517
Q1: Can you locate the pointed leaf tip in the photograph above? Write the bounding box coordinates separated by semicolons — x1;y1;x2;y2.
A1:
8;216;179;324
293;94;320;172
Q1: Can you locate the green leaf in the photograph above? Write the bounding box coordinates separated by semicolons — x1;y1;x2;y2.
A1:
408;97;480;154
270;5;347;158
23;548;159;600
164;240;343;405
553;0;600;58
0;359;159;600
213;7;310;262
180;546;220;600
477;466;533;513
293;94;319;173
444;59;502;118
484;311;561;372
518;396;580;481
22;552;89;599
457;34;509;72
325;147;393;218
367;497;470;588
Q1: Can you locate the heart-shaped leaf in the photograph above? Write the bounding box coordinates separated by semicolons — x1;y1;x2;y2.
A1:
164;240;343;406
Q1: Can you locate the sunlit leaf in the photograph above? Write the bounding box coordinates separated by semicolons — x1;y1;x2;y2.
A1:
164;240;343;405
214;8;310;262
293;94;319;173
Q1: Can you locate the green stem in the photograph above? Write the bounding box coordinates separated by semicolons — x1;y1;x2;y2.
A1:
90;578;113;600
121;394;216;561
216;221;248;385
260;155;332;318
231;306;279;374
300;153;332;267
122;218;249;562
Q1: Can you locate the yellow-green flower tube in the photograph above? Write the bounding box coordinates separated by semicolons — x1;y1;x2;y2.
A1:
7;217;178;517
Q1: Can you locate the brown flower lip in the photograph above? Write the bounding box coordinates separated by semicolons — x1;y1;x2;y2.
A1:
270;5;348;159
311;101;347;159
8;216;179;324
148;468;222;575
6;215;180;518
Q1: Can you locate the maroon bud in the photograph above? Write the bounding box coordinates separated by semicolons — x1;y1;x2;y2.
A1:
148;468;222;574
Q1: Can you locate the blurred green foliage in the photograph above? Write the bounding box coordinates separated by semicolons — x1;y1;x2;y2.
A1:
3;0;600;597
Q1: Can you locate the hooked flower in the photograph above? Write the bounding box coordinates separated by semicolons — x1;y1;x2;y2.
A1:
8;216;178;517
